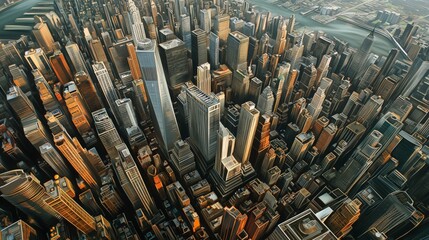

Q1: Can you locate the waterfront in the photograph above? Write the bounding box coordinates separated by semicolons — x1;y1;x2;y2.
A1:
0;0;50;40
248;0;395;57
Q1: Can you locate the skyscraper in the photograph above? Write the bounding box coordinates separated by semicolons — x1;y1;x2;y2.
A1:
92;108;123;159
128;0;146;45
1;220;37;239
187;85;220;166
226;31;249;71
307;87;326;124
65;41;89;74
159;38;190;93
346;30;375;84
49;50;73;84
220;206;248;240
257;86;274;115
40;143;73;179
32;16;55;54
210;32;220;69
93;61;119;121
197;62;211;94
136;39;181;153
234;101;260;175
44;179;97;234
54;132;101;190
116;143;158;219
192;28;208;73
0;170;59;227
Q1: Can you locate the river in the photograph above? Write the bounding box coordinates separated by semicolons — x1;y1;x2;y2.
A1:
248;0;395;57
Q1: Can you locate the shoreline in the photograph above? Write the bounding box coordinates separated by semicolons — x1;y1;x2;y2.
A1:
0;0;23;13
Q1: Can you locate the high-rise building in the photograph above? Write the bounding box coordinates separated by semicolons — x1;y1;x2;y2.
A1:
170;139;196;177
92;108;123;159
192;29;208;73
44;179;97;234
356;95;384;127
197;63;211;94
40;143;73;179
214;15;231;45
50;50;73;84
136;39;181;153
0;170;59;227
159;38;189;93
128;0;146;44
24;48;51;77
93;62;119;121
187;85;220;165
116;143;158;219
257;86;274;115
325;198;361;238
115;98;138;129
232;68;251;104
74;71;103;112
234;101;260;173
307;87;326;124
54;132;101;190
288;132;315;164
200;9;211;33
65;41;89;74
346;30;375;83
220;206;248;240
210;32;220;69
32;17;55;54
226;31;249;71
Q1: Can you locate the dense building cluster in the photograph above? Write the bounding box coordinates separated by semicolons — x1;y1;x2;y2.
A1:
0;0;429;239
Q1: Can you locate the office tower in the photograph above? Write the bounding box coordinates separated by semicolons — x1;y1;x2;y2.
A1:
313;36;334;66
232;68;251;104
270;77;284;113
375;75;399;103
65;41;89;74
100;183;125;216
234;101;260;178
243;22;255;37
357;95;384;127
282;69;298;104
257;86;274;115
136;39;181;153
347;30;375;83
192;29;208;73
354;191;423;239
212;65;233;93
32;16;55;54
0;170;58;227
89;39;113;79
63;81;94;143
159;28;175;43
9;64;29;93
307;87;326;124
373;48;399;90
210;32;220;69
116;143;158;219
220;207;248;240
74;71;103;112
357;64;380;91
44;179;96;234
24;48;51;77
180;14;192;50
285;42;304;69
93;62;119;118
268;209;336;240
40;143;73;179
249;77;263;103
6;85;36;122
314;123;337;154
316;54;331;85
298;64;317;97
331;130;383;193
214;15;231;45
325;199;361;238
200;9;211;33
248;37;259;64
289;132;315;164
197;63;211;94
159;38;189;92
128;0;146;44
170;140;196;177
187;85;220;166
1;220;37;239
274;20;287;55
54;131;100;190
397;57;429;99
92;108;123;159
50;50;73;84
226;31;249;71
400;22;419;49
115;98;138;129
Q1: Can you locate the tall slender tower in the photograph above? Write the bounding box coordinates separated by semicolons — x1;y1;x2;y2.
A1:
187;85;220;168
128;0;146;45
93;62;120;121
210;32;220;69
92;108;124;159
135;39;181;153
197;63;211;94
116;143;158;219
44;179;97;234
54;132;101;190
32;16;55;54
347;29;375;84
234;101;260;178
220;206;248;240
